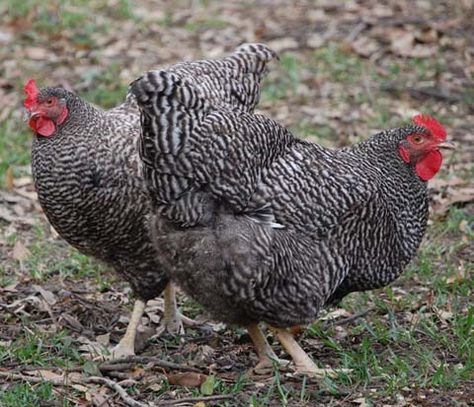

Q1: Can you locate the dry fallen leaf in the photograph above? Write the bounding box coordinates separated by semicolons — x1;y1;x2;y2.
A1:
91;393;112;407
167;372;208;388
416;27;439;44
319;308;352;321
390;28;438;58
5;167;14;191
71;384;89;393
59;313;85;331
13;176;33;188
428;177;466;191
267;37;299;52
459;220;471;235
461;0;474;10
351;36;380;58
148;382;164;392
96;333;110;346
307;33;325;49
131;367;145;378
27;369;64;383
12;240;31;263
23;46;51;60
433;306;454;324
445;262;468;285
33;285;57;305
432;187;474;214
352;397;370;406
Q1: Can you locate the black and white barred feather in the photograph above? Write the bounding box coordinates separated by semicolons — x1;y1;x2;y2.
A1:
32;44;276;306
132;43;278;224
133;44;430;328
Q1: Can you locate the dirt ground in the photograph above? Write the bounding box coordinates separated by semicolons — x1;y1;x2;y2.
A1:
0;1;473;406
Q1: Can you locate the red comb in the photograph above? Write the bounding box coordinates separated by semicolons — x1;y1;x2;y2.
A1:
412;114;446;141
24;79;39;110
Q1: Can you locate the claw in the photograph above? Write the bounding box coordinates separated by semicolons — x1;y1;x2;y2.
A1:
105;299;145;360
269;326;352;378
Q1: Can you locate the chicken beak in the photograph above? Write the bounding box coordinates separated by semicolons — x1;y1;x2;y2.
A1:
437;141;456;150
23;110;40;122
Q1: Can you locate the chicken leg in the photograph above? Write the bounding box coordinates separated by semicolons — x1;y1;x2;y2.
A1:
270;326;348;378
155;283;184;335
247;323;290;374
155;283;200;336
110;299;146;359
111;283;190;358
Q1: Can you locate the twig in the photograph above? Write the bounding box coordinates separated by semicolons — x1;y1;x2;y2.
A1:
0;371;153;407
346;21;368;43
100;356;201;373
99;362;137;372
85;376;152;407
106;371;138;380
322;308;372;329
381;83;464;104
1;364;82;373
0;371;54;384
158;394;235;406
0;303;21;319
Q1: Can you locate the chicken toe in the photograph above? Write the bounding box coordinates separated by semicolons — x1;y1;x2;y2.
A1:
247;323;290;374
270;326;347;378
155;283;201;336
109;299;146;359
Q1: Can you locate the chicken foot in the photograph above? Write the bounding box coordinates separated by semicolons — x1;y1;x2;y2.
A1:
110;298;146;359
247;323;290;374
110;283;197;359
270;326;350;378
155;283;200;336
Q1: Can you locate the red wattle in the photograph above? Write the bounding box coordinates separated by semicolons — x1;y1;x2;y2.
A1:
415;149;442;181
29;117;56;137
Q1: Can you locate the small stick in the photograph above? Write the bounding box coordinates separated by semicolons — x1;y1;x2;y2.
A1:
100;356;201;373
85;376;153;407
158;394;235;406
322;308;372;329
0;371;154;407
0;371;53;384
99;362;137;372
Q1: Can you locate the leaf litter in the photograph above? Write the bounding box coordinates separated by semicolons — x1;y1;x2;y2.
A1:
0;0;473;405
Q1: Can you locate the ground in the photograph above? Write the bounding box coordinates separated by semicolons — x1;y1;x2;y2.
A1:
0;0;473;406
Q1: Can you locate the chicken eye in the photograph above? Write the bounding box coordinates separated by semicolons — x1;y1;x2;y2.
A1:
45;98;54;106
411;135;423;144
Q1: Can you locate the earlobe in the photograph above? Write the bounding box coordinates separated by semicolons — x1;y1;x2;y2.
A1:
399;146;410;163
57;106;68;125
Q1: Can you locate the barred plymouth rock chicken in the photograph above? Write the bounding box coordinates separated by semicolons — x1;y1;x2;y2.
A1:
23;43;276;358
131;65;454;376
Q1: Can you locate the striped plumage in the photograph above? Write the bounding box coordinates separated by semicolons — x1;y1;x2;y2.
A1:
30;92;167;300
132;59;446;332
28;44;277;356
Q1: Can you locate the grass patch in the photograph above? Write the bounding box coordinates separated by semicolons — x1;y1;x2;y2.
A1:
262;53;301;102
81;63;129;108
185;16;229;32
311;45;367;83
0;382;55;407
0;121;32;188
0;329;83;367
3;0;136;48
0;1;472;405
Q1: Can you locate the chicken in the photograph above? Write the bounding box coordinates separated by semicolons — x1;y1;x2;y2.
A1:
23;43;276;358
131;64;454;376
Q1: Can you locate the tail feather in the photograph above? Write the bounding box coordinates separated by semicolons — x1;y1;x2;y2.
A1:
131;44;281;225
